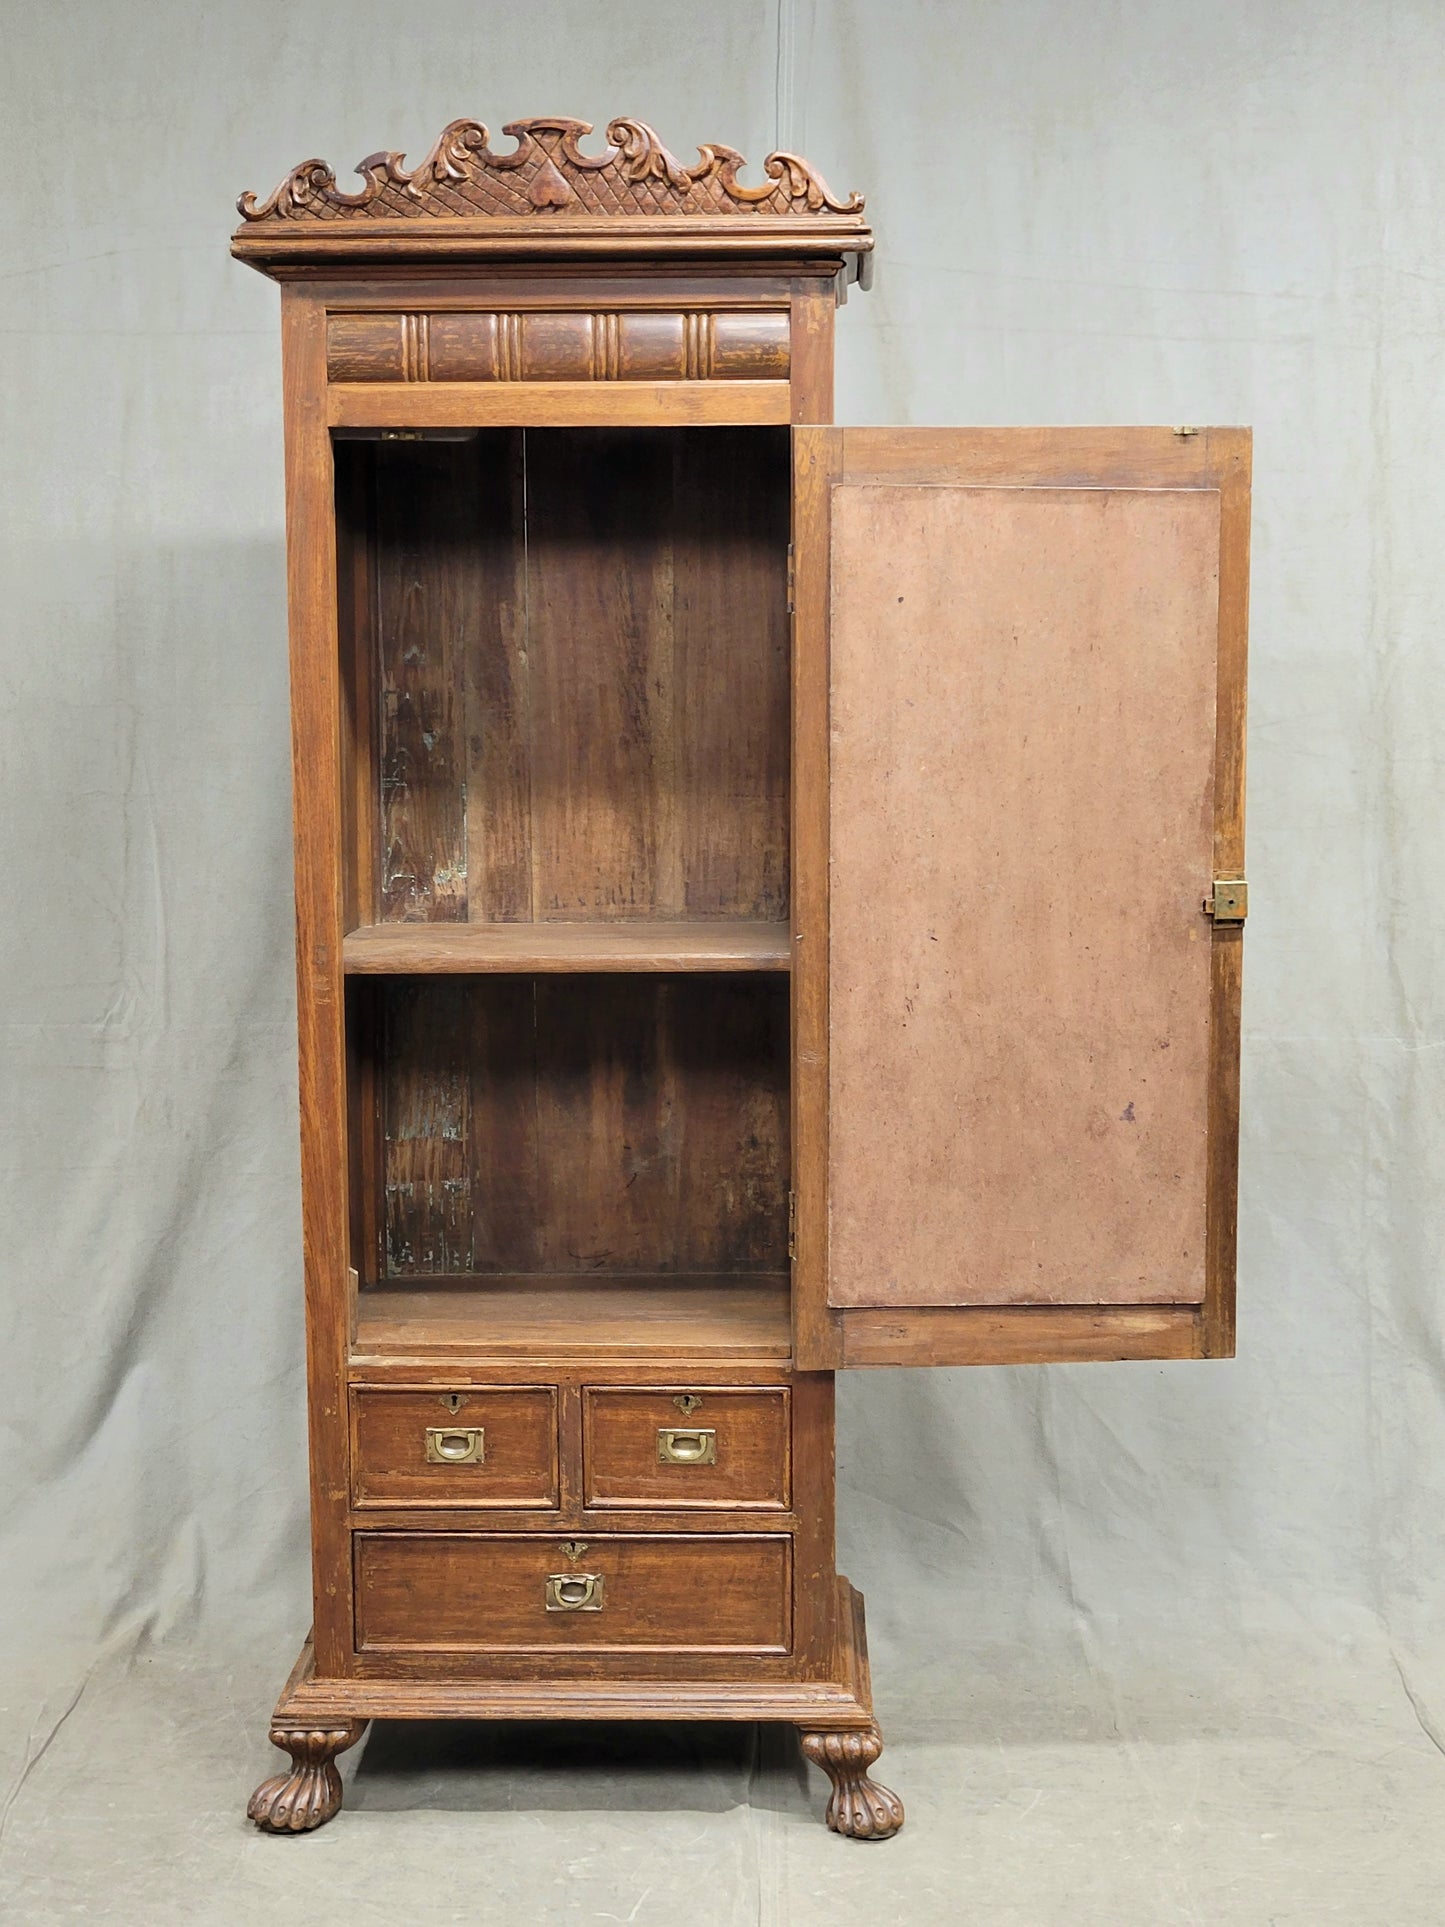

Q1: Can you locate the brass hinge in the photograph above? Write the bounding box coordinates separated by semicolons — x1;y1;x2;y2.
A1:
787;1189;797;1261
786;543;796;616
1203;879;1248;923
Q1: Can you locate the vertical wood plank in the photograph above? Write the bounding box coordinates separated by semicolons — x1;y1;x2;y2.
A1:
279;286;354;1674
788;276;838;424
525;431;674;918
1203;430;1252;1357
465;975;539;1269
381;980;473;1274
671;977;790;1271
464;430;534;922
376;439;477;922
335;443;377;929
672;427;791;918
790;428;844;1367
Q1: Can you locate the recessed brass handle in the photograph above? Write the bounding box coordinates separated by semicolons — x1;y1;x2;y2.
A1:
424;1425;485;1465
545;1572;604;1611
657;1426;717;1466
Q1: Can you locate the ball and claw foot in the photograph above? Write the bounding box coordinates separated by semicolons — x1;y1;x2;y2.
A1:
247;1722;368;1833
800;1725;905;1840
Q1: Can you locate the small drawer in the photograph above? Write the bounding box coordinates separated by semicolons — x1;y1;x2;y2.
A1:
350;1388;558;1509
583;1387;790;1509
355;1531;791;1653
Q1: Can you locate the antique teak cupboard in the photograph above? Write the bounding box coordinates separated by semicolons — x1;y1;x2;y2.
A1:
233;115;1249;1841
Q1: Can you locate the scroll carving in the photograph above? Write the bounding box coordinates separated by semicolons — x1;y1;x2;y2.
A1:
799;1725;905;1840
239;116;863;224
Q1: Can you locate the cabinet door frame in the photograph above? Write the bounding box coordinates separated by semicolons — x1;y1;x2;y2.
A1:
790;426;1250;1370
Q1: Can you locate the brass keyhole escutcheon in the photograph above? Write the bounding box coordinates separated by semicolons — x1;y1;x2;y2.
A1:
560;1540;588;1562
674;1393;703;1416
441;1392;467;1416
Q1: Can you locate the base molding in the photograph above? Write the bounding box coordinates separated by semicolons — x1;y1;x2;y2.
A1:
249;1577;900;1837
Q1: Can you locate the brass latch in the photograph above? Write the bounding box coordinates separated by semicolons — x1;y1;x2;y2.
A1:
786;543;796;615
787;1189;797;1261
1203;879;1248;923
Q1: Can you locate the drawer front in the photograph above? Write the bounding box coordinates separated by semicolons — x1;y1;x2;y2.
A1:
583;1387;790;1509
354;1532;791;1654
351;1388;558;1508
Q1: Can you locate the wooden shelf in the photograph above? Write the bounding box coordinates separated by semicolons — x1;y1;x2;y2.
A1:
352;1274;791;1364
342;920;791;975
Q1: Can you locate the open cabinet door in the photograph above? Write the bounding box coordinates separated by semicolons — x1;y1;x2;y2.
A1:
791;428;1249;1369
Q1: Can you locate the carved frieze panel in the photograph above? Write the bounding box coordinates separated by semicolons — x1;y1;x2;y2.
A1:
326;310;790;384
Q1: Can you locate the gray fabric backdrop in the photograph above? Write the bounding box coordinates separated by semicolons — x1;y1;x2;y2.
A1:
4;1;1444;1912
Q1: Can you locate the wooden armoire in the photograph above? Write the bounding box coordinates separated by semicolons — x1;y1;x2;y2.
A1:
233;116;1249;1841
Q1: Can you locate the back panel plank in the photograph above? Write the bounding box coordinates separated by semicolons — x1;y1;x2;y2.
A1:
364;429;788;926
378;976;789;1280
827;483;1220;1309
374;439;482;921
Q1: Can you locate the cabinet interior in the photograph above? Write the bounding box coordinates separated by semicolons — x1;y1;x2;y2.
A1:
336;426;793;1356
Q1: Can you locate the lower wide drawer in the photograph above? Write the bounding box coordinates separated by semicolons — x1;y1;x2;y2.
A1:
354;1532;792;1654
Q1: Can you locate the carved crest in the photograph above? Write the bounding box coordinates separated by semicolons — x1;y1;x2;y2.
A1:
238;115;864;225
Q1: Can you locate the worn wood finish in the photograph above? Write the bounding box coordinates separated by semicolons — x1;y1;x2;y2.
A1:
827;482;1219;1309
327;308;790;383
279;289;356;1677
356;427;789;927
583;1386;791;1509
351;1386;559;1508
374;436;480;920
233;116;870;277
343;920;790;973
375;975;788;1279
328;380;791;429
244;122;879;1843
790;426;1250;1370
268;1575;873;1719
248;1721;368;1834
800;1726;904;1840
244;113;1246;1842
352;1275;791;1363
354;1531;792;1653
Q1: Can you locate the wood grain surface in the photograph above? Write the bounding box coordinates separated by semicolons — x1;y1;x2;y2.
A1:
827;483;1220;1309
351;1385;559;1508
354;1531;792;1653
583;1386;791;1509
374;975;788;1278
351;1274;791;1362
359;427;789;927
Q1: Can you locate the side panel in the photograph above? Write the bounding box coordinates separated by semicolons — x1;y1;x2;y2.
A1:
280;287;356;1668
792;427;1250;1368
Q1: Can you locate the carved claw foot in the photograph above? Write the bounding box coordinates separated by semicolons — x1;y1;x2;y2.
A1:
247;1721;368;1833
800;1725;904;1840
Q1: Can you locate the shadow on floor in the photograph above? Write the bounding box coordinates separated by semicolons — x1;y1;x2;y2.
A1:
348;1717;817;1819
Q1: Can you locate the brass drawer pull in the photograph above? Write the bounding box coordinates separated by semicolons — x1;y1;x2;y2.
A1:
657;1426;717;1466
424;1425;485;1465
545;1572;604;1611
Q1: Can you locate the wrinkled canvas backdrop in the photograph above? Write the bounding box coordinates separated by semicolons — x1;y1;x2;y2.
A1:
3;0;1444;1915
